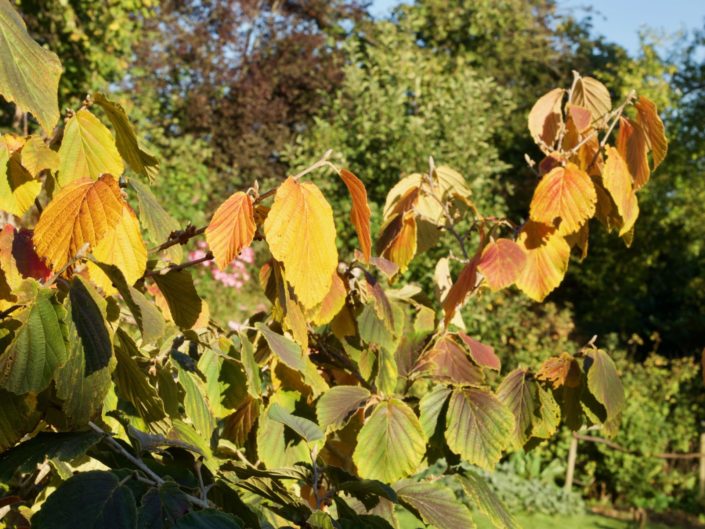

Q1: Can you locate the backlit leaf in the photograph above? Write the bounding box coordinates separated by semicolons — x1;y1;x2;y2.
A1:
634;95;667;170
584;348;624;422
455;333;500;371
459;470;519;529
515;221;570;302
0;137;40;217
129;178;182;263
257;390;309;468
264;177;338;309
477;239;526;292
442;257;478;326
496;369;536;448
536;352;581;389
93;92;159;180
617;118;650;190
268;403;324;444
602;146;638;236
152;269;202;329
419;385;451;438
0;0;62;135
529;163;596;235
205;191;256;270
19;135;59;176
379;211;417;273
339;168;372;262
353;398;426;482
528;88;564;149
416;334;483;385
571;75;611;125
34;174;124;270
394;479;476;529
316;385;370;432
445;388;514;471
57;109;124;186
310;272;346;326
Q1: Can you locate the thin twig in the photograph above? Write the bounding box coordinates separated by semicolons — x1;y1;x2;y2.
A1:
145;252;214;278
291;149;334;180
149;226;206;254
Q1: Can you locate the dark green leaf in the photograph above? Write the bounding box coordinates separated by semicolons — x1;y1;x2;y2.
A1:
153;269;202;329
69;276;112;375
137;482;190;529
171;509;242;529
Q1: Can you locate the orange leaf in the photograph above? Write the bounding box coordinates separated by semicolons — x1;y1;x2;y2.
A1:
602;146;639;236
515;221;570;302
380;210;417;273
477;238;527;292
455;332;501;371
339;168;372;262
34;175;124;270
264;177;338;309
311;273;347;326
634;95;668;170
528;88;564;149
442;258;478;326
536;352;581;389
617;117;650;190
206;191;256;270
567;104;592;132
529;163;596;235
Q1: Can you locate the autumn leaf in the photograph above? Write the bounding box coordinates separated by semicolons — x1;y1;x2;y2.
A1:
205;191;256;270
339;168;372;262
34;175;124;270
634;95;668;170
379;211;417;273
310;272;346;326
567;104;592;132
442;257;478;326
529;163;596;235
536;352;581;389
477;238;527;291
264;177;338;309
617;117;650;190
602;146;638;236
528;88;564;150
514;221;570;302
0;137;40;217
571;75;611;126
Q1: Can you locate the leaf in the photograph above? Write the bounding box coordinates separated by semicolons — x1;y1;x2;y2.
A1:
568;104;593;132
601;146;638;236
0;138;41;217
353;398;426;482
172;510;242;529
0;0;62;135
268;403;324;443
515;220;570;302
88;205;147;293
634;95;667;170
477;238;526;292
0;389;40;451
528;88;564;148
571;75;611;125
256;323;305;372
442;258;478;326
416;335;483;385
529;163;596;235
264;176;338;309
617;117;650;190
536;352;581;389
205;191;256;270
33;471;137;529
239;333;261;399
222;395;259;447
178;366;216;441
93;92;159;180
152;269;202;329
459;470;519;529
137;482;190;529
34;174;124;270
57;109;124;186
69;276;113;375
257;390;309;468
316;385;370;432
0;283;67;394
129;178;182;263
418;386;451;438
395;479;476;529
379;211;417;273
584;348;624;422
339;168;372;262
19;135;59;176
310;272;346;326
444;388;514;471
496;369;537;448
455;333;500;371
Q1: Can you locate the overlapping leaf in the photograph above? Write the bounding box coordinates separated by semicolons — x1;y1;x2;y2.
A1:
0;136;41;217
205;191;256;270
394;479;476;529
339;168;372;262
634;95;667;170
571;75;611;126
601;146;638;236
515;221;570;302
528;88;564;148
477;239;526;292
317;385;370;432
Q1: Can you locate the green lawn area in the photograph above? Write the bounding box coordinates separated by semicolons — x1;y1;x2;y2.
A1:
397;509;683;529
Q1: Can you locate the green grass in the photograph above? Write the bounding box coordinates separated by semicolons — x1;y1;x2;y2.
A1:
397;510;683;529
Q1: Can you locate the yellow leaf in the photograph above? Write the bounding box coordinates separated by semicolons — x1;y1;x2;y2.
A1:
529;163;596;235
338;168;371;262
205;191;255;270
88;205;147;294
477;238;527;292
571;75;611;126
380;210;417;273
515;221;570;302
34;174;124;270
528;88;564;149
57;109;124;187
311;272;347;326
264;177;338;309
0;138;40;217
634;95;668;170
20;136;59;177
602;146;639;236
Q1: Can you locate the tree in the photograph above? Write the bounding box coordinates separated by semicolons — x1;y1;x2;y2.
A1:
0;2;667;527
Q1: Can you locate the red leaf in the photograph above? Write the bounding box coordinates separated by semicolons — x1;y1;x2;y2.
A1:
477;238;527;291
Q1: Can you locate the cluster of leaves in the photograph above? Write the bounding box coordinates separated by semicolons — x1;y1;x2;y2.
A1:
0;3;669;529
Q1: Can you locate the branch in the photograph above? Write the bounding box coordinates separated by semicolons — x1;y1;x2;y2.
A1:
149;226;206;255
145;252;214;278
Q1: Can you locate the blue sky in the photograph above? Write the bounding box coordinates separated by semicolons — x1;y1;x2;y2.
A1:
370;0;705;55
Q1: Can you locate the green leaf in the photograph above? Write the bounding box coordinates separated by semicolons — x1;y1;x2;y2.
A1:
316;385;370;432
375;347;398;396
129;178;182;263
114;329;166;423
0;0;62;135
353;398;426;482
172;510;242;529
153;269;202;329
419;385;451;439
584;348;624;422
239;333;261;399
268;403;324;444
358;303;397;352
57;108;124;186
33;471;137;529
256;390;308;468
394;479;476;529
0;430;101;482
0;141;41;217
137;482;190;529
0;388;40;451
459;470;519;529
0;283;67;394
93;93;159;181
307;511;336;529
69;276;112;375
178;365;216;442
444;388;514;471
496;369;535;448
